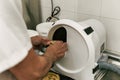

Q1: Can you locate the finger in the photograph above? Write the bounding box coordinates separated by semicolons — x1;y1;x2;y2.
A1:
57;52;66;59
61;43;67;49
31;36;42;45
41;39;51;45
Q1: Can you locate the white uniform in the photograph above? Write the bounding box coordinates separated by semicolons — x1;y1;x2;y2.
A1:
0;0;32;74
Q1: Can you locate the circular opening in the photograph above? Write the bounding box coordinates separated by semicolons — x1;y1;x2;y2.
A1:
52;27;67;42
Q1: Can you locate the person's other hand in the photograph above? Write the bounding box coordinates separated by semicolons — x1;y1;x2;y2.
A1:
31;35;50;50
44;41;68;62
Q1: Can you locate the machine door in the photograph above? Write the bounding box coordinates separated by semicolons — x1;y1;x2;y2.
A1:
48;19;95;74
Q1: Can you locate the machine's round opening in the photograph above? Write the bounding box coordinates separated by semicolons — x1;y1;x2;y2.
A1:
52;27;67;42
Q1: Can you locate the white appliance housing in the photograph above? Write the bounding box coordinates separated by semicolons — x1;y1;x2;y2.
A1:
36;19;106;80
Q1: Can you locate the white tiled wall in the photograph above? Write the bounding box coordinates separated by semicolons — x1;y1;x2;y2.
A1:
101;0;120;19
41;0;77;21
77;0;101;16
40;0;120;55
101;18;120;53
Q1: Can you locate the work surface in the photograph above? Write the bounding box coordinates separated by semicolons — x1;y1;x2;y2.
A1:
101;70;120;80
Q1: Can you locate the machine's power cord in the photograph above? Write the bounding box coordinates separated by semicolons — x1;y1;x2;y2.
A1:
46;0;61;22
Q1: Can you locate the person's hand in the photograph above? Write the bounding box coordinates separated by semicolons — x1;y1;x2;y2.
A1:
31;35;50;50
9;41;67;80
44;41;68;62
9;48;54;80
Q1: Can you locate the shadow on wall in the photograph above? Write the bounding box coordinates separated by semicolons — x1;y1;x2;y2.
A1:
22;0;42;30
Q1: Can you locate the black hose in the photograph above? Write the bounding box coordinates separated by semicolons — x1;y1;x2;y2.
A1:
46;0;61;22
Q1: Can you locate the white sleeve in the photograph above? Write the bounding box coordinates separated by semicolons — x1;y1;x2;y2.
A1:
0;0;32;73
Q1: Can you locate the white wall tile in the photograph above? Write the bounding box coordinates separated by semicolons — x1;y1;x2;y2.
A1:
41;0;77;22
77;0;101;16
41;0;77;12
41;8;77;22
59;11;77;21
100;18;120;52
76;13;100;22
101;0;120;19
41;7;51;22
54;0;77;12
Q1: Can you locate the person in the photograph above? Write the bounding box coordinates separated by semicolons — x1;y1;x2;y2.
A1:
0;0;67;80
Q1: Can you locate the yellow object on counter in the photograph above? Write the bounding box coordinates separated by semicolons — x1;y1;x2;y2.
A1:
42;72;60;80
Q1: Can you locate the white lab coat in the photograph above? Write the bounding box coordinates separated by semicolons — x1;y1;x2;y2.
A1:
0;0;32;73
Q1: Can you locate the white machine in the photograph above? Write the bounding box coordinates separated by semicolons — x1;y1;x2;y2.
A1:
36;19;106;80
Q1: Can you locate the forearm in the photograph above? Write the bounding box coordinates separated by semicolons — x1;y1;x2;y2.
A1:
9;48;53;80
38;55;53;79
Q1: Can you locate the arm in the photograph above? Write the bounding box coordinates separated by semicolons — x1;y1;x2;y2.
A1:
9;48;53;80
9;36;67;80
